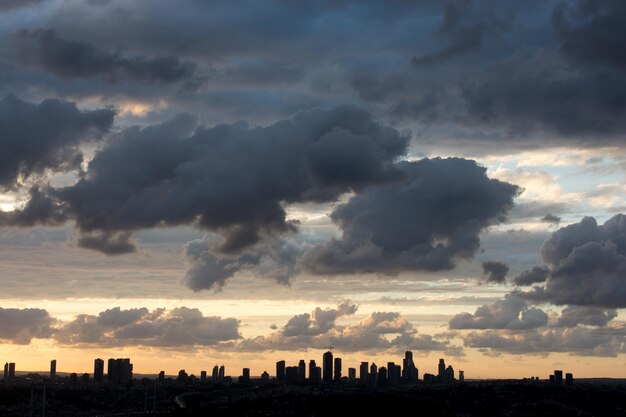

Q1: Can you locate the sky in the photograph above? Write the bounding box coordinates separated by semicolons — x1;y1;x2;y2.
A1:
0;0;625;379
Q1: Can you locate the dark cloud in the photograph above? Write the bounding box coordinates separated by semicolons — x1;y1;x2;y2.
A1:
554;0;626;71
513;265;549;286
304;158;519;275
55;307;241;347
463;325;625;357
0;307;54;344
15;29;197;85
525;214;626;308
481;261;509;283
5;106;407;260
0;95;114;189
77;231;137;255
449;295;548;330
541;213;561;224
554;306;617;328
0;0;44;10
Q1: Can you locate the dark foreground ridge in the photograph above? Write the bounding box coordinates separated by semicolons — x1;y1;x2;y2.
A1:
1;380;626;417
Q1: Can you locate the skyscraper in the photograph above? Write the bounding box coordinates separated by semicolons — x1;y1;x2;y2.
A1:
565;373;573;386
8;363;15;381
107;358;133;385
359;362;368;385
218;365;225;383
323;351;333;383
459;370;465;383
554;370;563;385
334;357;342;381
2;363;7;382
298;360;306;381
200;370;207;384
94;358;104;383
276;360;286;381
212;366;219;383
403;351;418;382
308;360;317;382
241;368;250;384
438;359;446;382
348;368;356;382
50;359;57;381
445;365;454;384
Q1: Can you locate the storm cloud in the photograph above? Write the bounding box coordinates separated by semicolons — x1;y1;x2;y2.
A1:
513;265;550;286
525;214;626;308
481;261;509;284
303;158;520;275
449;295;548;330
15;29;197;85
0;95;114;189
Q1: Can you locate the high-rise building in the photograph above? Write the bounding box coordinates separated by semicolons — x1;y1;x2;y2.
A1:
378;366;388;386
94;358;104;383
298;360;306;381
459;370;465;383
70;373;78;385
158;371;165;384
359;362;368;385
3;363;8;382
81;373;90;385
312;366;322;384
218;365;225;383
50;360;57;381
554;370;563;385
200;370;207;384
565;373;573;386
438;359;446;382
276;360;286;381
212;366;219;383
107;358;133;385
368;363;378;389
403;351;418;382
334;357;342;381
323;351;333;383
8;363;15;381
261;371;269;381
178;369;189;383
387;362;401;385
348;368;356;383
241;368;250;384
445;365;454;384
285;366;298;382
308;360;317;382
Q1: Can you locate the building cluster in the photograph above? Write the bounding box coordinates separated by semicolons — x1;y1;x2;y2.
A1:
549;370;574;386
273;351;462;388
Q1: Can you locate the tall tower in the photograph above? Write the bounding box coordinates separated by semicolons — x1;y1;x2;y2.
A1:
94;358;104;383
50;360;57;381
322;351;333;383
276;360;286;381
298;360;306;381
359;362;368;385
334;357;342;381
438;359;446;382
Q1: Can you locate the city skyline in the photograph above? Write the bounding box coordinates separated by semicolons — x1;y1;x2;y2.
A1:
1;0;626;383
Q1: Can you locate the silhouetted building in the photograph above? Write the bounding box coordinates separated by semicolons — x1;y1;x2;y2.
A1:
378;366;388;386
201;370;207;384
554;370;563;385
308;360;316;382
565;373;573;386
368;363;378;389
3;363;8;382
312;366;322;384
286;366;298;382
70;373;78;386
323;351;333;383
212;366;219;383
388;362;401;385
94;358;104;383
334;357;342;381
276;360;286;381
81;373;90;385
158;371;165;383
178;369;188;383
261;371;269;381
445;365;454;384
107;358;133;385
348;368;356;382
423;373;436;383
549;375;555;383
359;362;368;385
403;351;418;382
240;368;250;384
298;360;306;381
50;359;57;381
218;365;225;383
438;359;446;382
459;370;465;383
8;363;15;382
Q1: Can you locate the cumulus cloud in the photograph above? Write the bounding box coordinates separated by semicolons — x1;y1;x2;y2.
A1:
303;158;519;275
525;214;626;307
481;261;509;284
541;213;561;224
0;95;114;189
0;307;54;344
554;306;618;328
449;295;548;330
54;307;241;347
230;303;460;354
15;29;197;85
513;265;549;286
